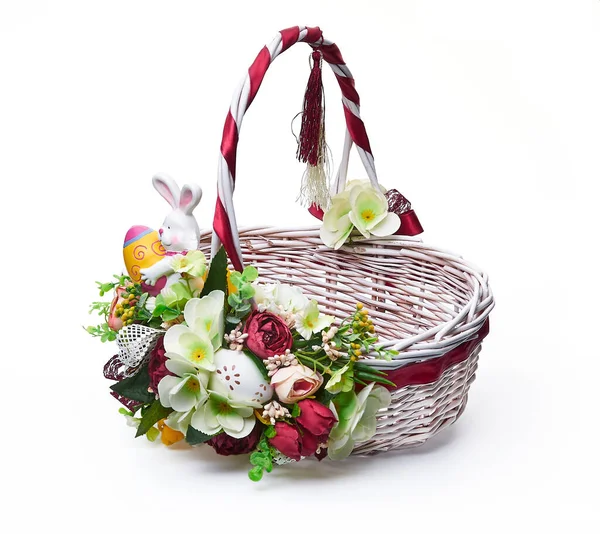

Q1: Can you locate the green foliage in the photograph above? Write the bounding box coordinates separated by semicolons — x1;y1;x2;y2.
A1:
110;364;154;404
151;293;182;323
146;426;160;442
294;302;398;391
264;426;277;439
248;432;275;482
291;403;301;418
185;426;215;445
226;265;258;326
96;274;131;297
315;387;336;406
201;246;228;297
89;301;110;317
135;400;173;438
244;350;270;381
85;323;117;343
353;362;396;388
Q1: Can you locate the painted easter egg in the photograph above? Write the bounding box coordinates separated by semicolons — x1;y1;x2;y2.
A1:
123;225;166;283
211;349;273;405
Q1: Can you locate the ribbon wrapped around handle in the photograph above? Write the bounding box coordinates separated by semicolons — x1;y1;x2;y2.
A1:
212;26;421;271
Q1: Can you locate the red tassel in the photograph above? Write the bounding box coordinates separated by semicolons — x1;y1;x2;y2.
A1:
297;51;324;166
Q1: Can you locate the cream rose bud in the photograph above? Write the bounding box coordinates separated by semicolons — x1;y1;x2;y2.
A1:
270;364;324;404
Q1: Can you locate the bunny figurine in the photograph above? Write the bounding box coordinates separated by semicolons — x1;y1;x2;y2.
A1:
139;173;202;288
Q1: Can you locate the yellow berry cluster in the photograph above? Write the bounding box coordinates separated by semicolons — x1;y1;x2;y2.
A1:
349;303;377;360
352;303;375;334
115;290;138;326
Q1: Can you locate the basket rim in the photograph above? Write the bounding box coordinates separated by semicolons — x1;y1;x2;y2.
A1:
198;225;494;371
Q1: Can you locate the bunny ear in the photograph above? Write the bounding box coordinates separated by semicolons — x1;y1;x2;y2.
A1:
152;173;180;209
179;183;202;215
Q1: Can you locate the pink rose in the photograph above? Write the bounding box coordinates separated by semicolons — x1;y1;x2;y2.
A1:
208;425;262;456
270;364;323;404
147;337;172;393
296;399;337;440
269;422;319;461
244;311;293;360
107;287;127;331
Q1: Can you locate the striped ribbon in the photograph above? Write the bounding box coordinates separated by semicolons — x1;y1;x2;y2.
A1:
212;26;407;270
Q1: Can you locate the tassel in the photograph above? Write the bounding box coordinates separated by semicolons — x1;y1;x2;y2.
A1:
297;50;330;210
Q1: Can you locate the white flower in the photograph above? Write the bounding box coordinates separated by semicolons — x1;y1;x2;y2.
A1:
253;282;309;318
295;299;334;340
165;409;194;435
348;183;400;238
190;377;259;439
320;180;400;248
162;290;225;371
327;383;392;460
158;357;210;412
169;250;207;277
145;296;156;313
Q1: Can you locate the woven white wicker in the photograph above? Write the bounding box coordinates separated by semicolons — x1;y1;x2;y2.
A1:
205;26;494;454
198;227;493;453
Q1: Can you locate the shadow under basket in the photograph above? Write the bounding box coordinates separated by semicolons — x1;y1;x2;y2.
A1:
199;227;494;455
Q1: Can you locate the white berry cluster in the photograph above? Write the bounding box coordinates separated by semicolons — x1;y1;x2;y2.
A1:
262;401;291;425
313;326;342;360
224;324;248;351
263;349;298;377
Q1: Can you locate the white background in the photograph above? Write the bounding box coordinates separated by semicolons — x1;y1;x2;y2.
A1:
1;1;598;532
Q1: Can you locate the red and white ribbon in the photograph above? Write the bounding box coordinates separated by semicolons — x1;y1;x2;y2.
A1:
212;26;385;270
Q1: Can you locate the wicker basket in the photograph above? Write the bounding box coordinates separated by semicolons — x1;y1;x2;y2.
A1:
206;26;494;455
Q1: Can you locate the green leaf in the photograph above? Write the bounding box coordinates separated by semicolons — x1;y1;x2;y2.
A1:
110;364;154;404
264;426;277;439
135;400;172;438
229;271;243;287
152;305;167;318
250;454;271;469
248;465;263;482
226;315;242;325
242;265;258;282
146;426;160;442
185;426;215;445
201;246;228;297
235;302;252;314
315;387;336;406
228;293;242;306
243;349;269;380
239;285;255;300
291;403;301;418
162;307;181;322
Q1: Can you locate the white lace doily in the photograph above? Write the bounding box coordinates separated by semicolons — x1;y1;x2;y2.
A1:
116;324;163;371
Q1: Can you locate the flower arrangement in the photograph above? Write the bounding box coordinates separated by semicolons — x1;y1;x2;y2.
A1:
86;175;404;481
88;246;399;481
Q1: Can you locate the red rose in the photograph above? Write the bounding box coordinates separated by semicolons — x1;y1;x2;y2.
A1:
148;337;172;393
269;422;320;461
208;425;262;456
269;422;302;460
298;428;319;458
244;311;293;360
296;399;337;440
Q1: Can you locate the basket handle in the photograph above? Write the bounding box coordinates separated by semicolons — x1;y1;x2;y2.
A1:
212;26;390;270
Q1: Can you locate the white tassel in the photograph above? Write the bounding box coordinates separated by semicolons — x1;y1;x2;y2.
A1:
297;125;331;210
